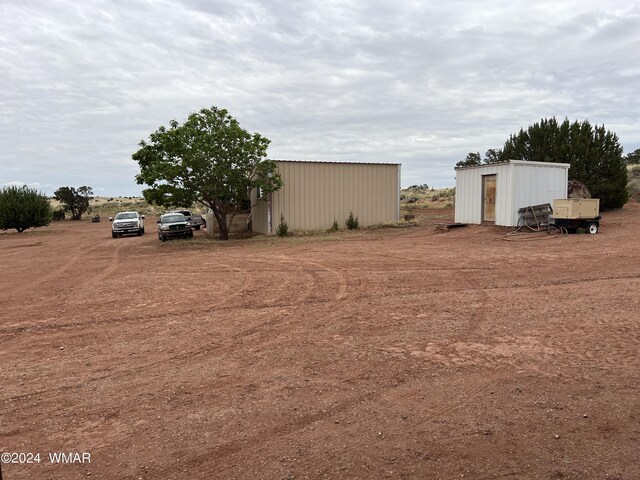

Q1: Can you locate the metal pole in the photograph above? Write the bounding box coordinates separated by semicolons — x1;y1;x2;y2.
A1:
267;192;272;235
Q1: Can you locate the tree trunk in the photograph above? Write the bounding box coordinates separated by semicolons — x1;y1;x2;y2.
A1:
226;213;236;233
211;207;229;240
218;222;229;240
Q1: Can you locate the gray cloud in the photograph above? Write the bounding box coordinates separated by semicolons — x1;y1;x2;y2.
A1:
1;0;639;195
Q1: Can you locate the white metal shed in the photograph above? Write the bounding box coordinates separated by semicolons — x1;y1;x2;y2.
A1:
454;160;570;227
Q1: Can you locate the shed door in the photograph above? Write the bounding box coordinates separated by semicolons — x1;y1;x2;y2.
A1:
482;175;496;223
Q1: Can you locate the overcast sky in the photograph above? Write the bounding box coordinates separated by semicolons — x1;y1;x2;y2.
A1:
1;0;639;196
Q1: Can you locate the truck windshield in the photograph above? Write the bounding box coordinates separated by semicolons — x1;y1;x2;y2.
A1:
163;215;185;223
115;213;137;220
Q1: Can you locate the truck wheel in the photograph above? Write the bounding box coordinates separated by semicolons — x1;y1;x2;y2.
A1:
194;225;200;231
587;223;599;234
141;227;145;234
112;232;117;238
188;230;193;238
137;228;142;236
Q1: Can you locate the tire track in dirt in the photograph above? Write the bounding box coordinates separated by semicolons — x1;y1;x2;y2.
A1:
84;239;127;285
1;301;333;403
474;471;526;479
395;290;489;370
410;371;505;426
340;272;640;302
0;237;116;298
533;317;640;378
461;290;487;339
154;365;422;478
271;254;336;305
304;260;348;301
258;255;316;306
0;291;341;334
199;262;252;301
0;241;44;255
203;259;308;309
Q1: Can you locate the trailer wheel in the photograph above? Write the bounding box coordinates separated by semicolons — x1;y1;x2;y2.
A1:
587;223;599;234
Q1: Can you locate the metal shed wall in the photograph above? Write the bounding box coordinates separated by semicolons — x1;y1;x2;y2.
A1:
455;162;514;225
510;161;569;226
251;160;400;234
455;160;569;227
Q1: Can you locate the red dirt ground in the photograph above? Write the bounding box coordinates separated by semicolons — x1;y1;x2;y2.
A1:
1;205;639;480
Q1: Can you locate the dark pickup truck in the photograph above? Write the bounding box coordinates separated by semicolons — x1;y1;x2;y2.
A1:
170;210;205;230
157;213;193;242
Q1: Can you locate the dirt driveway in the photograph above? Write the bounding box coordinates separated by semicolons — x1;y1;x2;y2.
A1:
1;205;639;479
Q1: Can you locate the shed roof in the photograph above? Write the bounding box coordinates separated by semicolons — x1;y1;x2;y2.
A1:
455;159;570;171
271;159;401;166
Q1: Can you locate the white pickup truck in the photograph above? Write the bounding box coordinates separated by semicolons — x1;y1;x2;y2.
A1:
170;210;205;230
109;211;145;238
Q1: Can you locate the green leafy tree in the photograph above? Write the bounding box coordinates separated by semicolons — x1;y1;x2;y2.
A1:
133;106;282;240
54;186;93;220
456;152;481;168
625;148;640;165
484;148;502;164
499;118;628;209
0;185;52;232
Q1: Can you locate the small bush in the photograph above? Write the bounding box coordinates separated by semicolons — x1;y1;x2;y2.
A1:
405;194;419;204
628;178;640;201
52;209;66;221
345;211;359;230
328;220;339;232
276;213;289;236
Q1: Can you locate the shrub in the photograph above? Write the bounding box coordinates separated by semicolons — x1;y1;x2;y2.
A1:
628;177;640;201
52;209;66;221
276;213;289;236
328;219;339;232
0;185;52;232
345;211;359;230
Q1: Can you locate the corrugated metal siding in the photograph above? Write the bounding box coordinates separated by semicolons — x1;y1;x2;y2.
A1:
511;163;568;226
455;163;513;224
455;161;569;226
455;168;478;223
495;165;514;225
252;161;400;234
251;190;269;234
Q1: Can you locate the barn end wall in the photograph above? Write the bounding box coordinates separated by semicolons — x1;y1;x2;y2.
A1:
251;161;400;234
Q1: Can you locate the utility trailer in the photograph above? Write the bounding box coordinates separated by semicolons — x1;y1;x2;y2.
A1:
552;198;601;234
